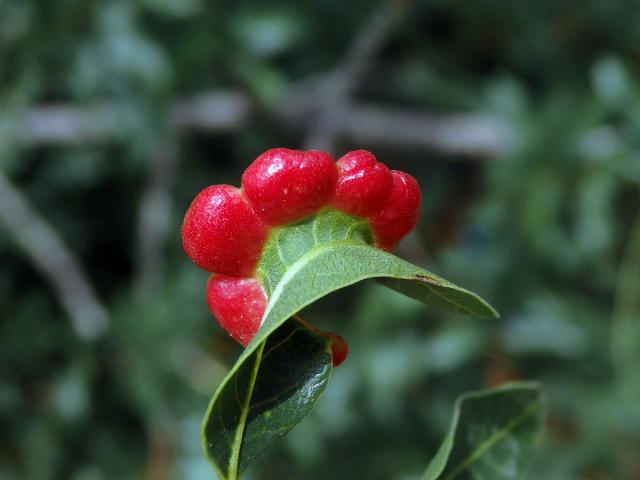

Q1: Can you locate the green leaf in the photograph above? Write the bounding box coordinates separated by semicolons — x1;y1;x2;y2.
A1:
202;318;333;480
203;211;499;478
254;211;498;330
422;382;545;480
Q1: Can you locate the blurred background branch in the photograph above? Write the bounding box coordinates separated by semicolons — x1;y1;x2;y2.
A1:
0;169;108;340
304;0;411;153
18;91;511;158
134;131;179;295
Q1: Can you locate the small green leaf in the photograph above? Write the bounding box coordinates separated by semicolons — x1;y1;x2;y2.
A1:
202;318;332;480
422;382;545;480
203;211;499;478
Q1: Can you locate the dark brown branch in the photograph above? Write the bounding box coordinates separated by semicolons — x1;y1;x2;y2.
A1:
0;170;109;339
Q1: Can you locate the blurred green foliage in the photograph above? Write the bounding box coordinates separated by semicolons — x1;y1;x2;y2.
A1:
1;0;639;479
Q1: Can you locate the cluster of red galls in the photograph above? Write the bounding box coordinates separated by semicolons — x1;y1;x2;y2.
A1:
181;148;421;364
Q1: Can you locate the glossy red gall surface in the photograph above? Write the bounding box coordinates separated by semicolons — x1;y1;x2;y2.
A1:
181;185;269;276
182;148;422;363
242;148;338;225
369;170;421;251
332;150;392;218
206;275;267;346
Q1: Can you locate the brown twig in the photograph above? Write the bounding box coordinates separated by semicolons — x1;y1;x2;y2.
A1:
0;170;108;339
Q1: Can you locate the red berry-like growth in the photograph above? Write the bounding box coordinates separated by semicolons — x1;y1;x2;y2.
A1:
182;148;422;366
206;275;267;346
333;150;392;217
181;185;269;276
369;171;421;251
242;148;337;225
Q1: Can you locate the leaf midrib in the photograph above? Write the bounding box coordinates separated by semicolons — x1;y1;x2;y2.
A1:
259;239;363;328
227;341;266;480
